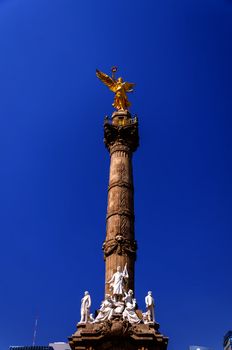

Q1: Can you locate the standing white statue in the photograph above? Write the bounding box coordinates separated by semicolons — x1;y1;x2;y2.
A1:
106;264;129;301
80;291;91;323
145;291;155;323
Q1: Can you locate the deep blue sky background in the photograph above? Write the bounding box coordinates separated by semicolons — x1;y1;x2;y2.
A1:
0;0;231;349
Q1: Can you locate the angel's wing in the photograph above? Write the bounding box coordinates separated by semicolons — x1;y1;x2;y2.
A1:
96;69;116;92
123;82;135;92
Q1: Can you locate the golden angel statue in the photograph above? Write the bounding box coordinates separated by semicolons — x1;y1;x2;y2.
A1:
96;67;135;110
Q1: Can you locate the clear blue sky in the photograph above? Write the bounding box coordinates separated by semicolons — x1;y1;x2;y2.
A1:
0;0;231;349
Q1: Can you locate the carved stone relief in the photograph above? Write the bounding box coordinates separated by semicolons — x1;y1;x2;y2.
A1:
103;235;137;259
116;161;127;182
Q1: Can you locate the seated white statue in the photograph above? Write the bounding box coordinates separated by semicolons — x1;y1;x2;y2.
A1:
113;301;125;315
93;294;114;323
142;311;149;324
123;297;141;324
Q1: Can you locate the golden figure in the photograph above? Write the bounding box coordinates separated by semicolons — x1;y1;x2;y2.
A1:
96;67;135;110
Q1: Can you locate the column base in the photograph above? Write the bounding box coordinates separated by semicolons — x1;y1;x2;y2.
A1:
69;320;168;350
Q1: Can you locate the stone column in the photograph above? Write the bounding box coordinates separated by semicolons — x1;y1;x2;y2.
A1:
103;110;139;295
69;109;169;350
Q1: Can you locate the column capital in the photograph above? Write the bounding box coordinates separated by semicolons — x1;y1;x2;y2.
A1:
104;111;139;153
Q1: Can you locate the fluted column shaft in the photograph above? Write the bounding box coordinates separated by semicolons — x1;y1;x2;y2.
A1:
103;110;139;295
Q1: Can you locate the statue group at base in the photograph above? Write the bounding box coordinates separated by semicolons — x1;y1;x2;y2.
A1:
72;274;167;350
79;266;155;325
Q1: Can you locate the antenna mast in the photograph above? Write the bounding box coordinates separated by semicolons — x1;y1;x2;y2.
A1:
32;316;39;346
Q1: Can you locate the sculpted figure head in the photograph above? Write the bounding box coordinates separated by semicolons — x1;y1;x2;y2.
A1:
117;77;123;83
117;266;121;272
148;291;152;296
84;291;89;296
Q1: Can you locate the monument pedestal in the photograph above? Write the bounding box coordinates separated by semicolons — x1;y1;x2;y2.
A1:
69;320;168;350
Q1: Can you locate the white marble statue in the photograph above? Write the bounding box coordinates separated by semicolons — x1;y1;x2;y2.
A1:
113;301;125;315
145;291;155;323
122;296;141;324
142;312;149;324
106;264;129;301
123;289;133;304
93;294;114;323
80;291;91;323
